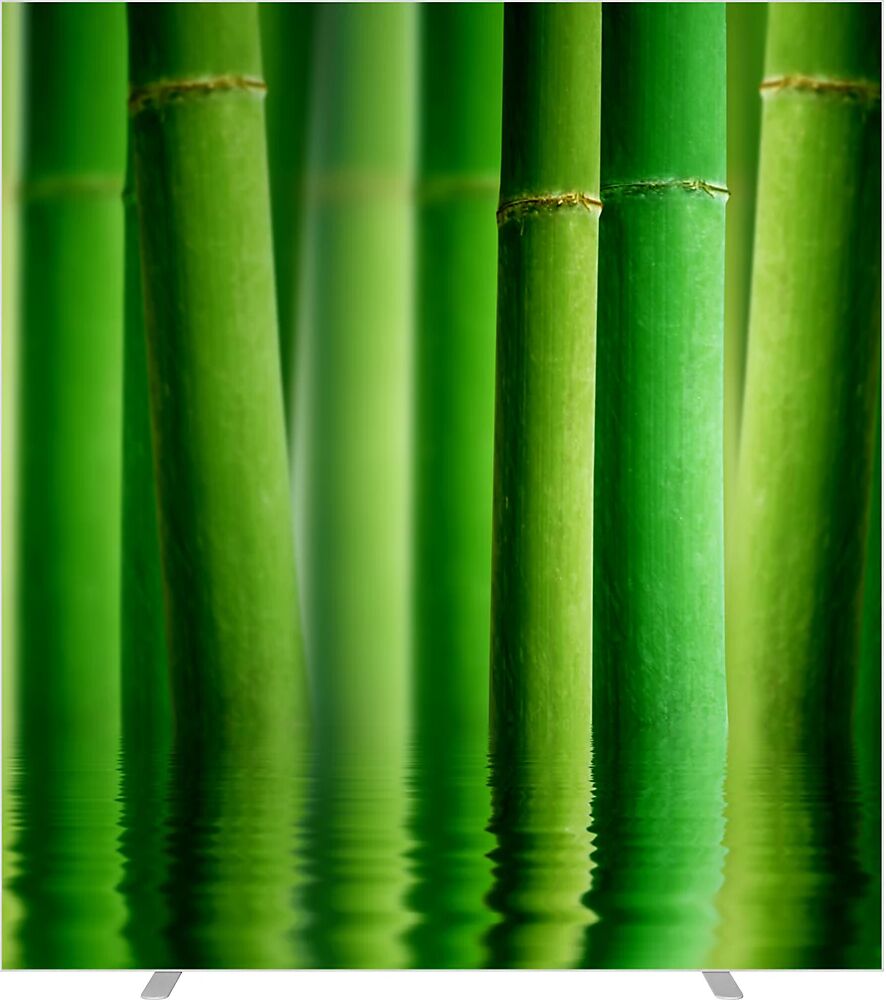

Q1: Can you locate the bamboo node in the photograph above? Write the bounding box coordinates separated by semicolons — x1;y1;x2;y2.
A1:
601;178;730;201
419;174;500;203
760;75;881;103
20;174;124;202
496;192;602;226
128;74;267;116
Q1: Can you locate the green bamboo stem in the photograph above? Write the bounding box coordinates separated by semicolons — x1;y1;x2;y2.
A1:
724;2;766;526
717;3;881;969
490;0;599;796
409;2;501;967
852;395;881;966
855;399;881;781
116;139;174;968
128;2;307;756
487;3;600;967
589;2;728;968
11;1;128;967
727;0;881;761
294;3;416;967
259;3;315;421
2;0;24;966
121;142;170;749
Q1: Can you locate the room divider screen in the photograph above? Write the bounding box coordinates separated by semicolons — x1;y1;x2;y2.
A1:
1;3;880;994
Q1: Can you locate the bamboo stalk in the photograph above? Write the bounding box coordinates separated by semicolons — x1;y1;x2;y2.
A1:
117;138;174;969
409;2;501;967
120;140;170;753
295;3;416;967
11;1;128;967
295;3;414;751
487;3;600;967
852;395;881;966
2;0;25;966
724;2;767;525
259;3;315;422
717;2;881;969
588;2;728;968
727;0;881;760
128;2;307;756
490;0;599;804
855;398;881;780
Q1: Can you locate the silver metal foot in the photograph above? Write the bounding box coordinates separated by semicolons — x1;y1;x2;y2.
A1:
703;971;743;999
141;971;182;999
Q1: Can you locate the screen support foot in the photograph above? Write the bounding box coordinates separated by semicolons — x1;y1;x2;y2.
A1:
703;972;743;998
141;972;182;999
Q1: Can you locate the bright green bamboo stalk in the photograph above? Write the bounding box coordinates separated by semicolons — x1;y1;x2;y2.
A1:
589;2;728;968
116;140;174;969
490;0;599;797
2;0;25;966
259;3;315;421
728;1;881;760
128;2;307;756
724;2;766;523
487;3;600;968
11;1;128;967
409;2;501;968
295;3;416;967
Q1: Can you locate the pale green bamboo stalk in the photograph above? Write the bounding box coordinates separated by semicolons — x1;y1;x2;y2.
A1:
295;3;416;967
128;2;307;756
728;0;880;761
409;2;501;968
487;3;600;968
717;2;881;969
11;1;128;967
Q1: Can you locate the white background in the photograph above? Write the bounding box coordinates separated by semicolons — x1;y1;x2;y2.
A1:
0;969;884;1000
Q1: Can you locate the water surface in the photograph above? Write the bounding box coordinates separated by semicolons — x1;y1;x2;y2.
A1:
2;737;880;968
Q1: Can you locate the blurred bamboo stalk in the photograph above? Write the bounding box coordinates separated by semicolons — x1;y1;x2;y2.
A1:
128;3;307;757
589;2;728;968
295;3;417;967
13;1;128;966
409;2;502;967
260;3;315;423
728;0;881;759
488;3;600;967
